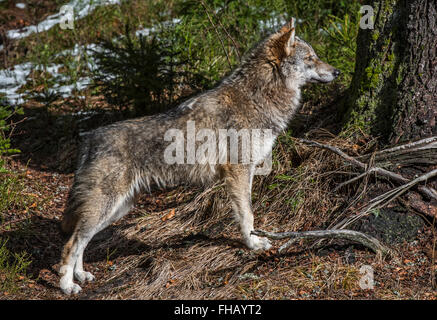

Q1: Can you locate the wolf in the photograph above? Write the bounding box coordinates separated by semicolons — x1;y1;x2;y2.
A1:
59;18;340;294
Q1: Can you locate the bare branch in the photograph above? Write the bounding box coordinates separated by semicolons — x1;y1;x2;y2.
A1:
297;139;366;169
367;136;437;157
333;167;378;192
252;229;391;256
365;168;437;213
297;138;437;202
358;136;437;166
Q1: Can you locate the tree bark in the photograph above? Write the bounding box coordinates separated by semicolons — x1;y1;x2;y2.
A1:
344;0;437;144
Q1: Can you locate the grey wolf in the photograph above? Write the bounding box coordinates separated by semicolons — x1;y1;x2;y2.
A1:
59;18;340;294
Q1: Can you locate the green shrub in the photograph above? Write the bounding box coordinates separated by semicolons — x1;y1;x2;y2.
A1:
0;106;23;172
318;11;360;85
92;25;206;116
92;0;361;115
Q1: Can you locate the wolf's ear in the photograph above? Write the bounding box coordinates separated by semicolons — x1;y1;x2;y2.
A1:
279;17;296;34
287;27;296;48
279;18;296;54
281;28;296;56
271;18;296;61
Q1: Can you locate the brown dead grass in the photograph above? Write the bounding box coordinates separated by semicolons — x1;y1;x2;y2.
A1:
2;88;435;300
70;122;436;300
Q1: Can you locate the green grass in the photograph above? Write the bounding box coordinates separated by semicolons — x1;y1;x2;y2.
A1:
0;105;34;223
10;0;173;67
0;106;23;171
3;0;361;114
0;173;33;222
0;238;32;294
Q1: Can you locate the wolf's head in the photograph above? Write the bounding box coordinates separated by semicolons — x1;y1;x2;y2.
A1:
265;18;340;88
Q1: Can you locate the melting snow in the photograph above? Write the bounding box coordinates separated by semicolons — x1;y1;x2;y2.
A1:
0;14;286;106
0;16;185;106
135;18;181;38
6;0;122;40
0;63;33;105
0;43;106;105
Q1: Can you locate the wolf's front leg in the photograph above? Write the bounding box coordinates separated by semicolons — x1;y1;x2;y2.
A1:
223;165;271;251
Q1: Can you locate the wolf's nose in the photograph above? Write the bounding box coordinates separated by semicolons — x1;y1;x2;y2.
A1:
333;69;341;77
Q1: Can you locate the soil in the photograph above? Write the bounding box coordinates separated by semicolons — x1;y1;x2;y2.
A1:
0;96;435;300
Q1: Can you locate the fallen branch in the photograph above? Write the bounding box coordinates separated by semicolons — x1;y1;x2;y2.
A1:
337;169;437;229
361;168;437;216
297;138;437;202
358;136;437;166
297;139;365;169
252;229;390;256
370;136;437;157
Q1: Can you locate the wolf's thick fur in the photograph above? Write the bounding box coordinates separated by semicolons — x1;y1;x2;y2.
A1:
59;19;339;294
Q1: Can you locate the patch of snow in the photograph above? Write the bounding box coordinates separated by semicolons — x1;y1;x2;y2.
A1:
0;18;180;105
71;109;99;122
72;110;98;116
7;0;122;40
135;18;181;38
47;77;91;98
16;3;26;9
259;15;287;32
135;27;155;38
0;59;94;105
0;62;33;105
0;42;107;105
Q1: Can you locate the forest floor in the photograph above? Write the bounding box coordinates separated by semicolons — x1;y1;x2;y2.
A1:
2;89;436;300
1;0;436;300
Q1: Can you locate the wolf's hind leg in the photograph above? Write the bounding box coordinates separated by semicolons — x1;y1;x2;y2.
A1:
223;165;271;251
60;192;134;295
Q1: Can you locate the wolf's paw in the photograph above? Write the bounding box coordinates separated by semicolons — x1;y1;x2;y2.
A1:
74;271;95;284
60;281;82;295
246;235;272;251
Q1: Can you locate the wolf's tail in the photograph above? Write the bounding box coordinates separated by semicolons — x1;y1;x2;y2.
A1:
60;135;92;236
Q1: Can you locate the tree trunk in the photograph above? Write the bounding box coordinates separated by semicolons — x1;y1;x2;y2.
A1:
344;0;436;144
